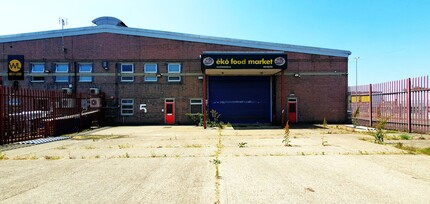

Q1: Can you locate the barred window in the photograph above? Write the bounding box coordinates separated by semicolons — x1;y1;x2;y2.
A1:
121;99;134;116
190;99;203;114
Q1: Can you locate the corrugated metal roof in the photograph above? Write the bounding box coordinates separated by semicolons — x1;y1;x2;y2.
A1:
0;24;351;57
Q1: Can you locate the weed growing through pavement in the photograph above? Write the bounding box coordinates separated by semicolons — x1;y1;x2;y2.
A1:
321;135;328;146
72;134;125;140
352;106;360;127
394;143;430;155
118;143;133;149
282;121;292;147
212;159;221;165
185;113;204;126
44;155;61;160
185;144;203;148
373;117;390;143
213;126;223;203
359;150;369;155
0;152;8;160
238;142;247;148
69;155;76;159
12;156;27;160
323;117;328;128
150;151;160;158
84;145;96;149
400;134;411;140
55;146;67;150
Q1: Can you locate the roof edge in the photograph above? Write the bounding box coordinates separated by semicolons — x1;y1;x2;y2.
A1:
0;25;351;57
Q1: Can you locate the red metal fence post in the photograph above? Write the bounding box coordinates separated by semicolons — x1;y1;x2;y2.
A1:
369;84;373;127
426;76;429;133
281;69;285;127
407;78;411;133
0;87;4;145
79;93;83;131
203;74;207;129
51;91;57;136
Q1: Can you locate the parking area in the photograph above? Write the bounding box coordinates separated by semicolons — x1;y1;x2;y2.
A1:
1;125;430;203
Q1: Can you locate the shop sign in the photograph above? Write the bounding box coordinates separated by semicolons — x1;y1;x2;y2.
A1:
201;53;287;70
8;55;25;80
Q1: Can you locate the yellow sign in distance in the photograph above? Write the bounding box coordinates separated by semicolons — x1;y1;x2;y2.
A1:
9;59;22;72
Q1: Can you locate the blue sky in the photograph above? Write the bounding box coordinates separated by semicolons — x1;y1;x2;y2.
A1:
1;0;429;85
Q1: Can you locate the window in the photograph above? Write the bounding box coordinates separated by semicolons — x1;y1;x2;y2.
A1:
121;63;134;82
31;63;45;82
121;99;134;115
167;63;181;82
79;63;93;82
55;63;69;83
144;63;158;82
190;99;203;114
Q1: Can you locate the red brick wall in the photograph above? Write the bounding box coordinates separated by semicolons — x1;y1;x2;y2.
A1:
0;33;348;124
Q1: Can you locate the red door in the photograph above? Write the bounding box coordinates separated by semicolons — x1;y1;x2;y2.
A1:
288;100;297;123
165;100;175;124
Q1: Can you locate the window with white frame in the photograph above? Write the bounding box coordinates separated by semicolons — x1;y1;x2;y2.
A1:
190;99;203;114
144;63;158;82
79;63;93;82
55;63;69;83
31;63;45;82
167;63;181;82
121;63;134;82
121;99;134;115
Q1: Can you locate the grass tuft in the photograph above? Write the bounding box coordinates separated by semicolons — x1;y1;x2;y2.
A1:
0;152;9;160
55;146;67;150
72;134;126;140
394;143;430;155
238;142;247;148
44;155;61;160
184;144;203;148
400;134;411;140
83;145;96;150
118;143;133;149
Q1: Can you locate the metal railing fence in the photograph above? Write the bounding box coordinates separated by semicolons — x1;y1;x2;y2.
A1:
0;87;102;145
350;76;429;134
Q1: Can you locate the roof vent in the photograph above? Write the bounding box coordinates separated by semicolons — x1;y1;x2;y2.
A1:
92;16;127;27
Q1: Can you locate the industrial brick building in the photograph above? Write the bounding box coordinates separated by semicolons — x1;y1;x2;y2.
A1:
0;17;351;126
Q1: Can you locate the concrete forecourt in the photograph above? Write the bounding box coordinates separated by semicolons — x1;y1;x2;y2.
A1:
1;125;429;203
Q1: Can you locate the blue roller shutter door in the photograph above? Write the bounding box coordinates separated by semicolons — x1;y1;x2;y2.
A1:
208;76;271;124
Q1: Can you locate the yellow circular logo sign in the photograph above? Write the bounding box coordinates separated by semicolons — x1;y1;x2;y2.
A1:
9;59;22;72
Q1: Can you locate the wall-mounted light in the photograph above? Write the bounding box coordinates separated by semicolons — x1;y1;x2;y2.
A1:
44;70;51;73
102;61;109;70
156;73;163;78
293;73;301;78
198;76;204;80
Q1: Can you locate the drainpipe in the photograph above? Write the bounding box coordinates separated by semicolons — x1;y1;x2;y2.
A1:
203;74;207;129
281;69;285;126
